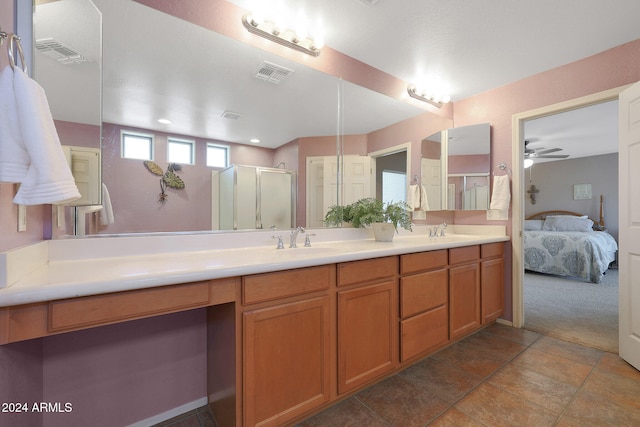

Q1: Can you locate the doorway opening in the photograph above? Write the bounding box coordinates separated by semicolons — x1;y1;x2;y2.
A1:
369;143;411;205
511;86;625;342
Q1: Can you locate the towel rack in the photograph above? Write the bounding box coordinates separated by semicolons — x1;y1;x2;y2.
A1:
411;175;420;185
1;28;27;73
493;162;511;176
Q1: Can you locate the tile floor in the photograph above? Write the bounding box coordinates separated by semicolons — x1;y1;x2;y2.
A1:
156;323;640;427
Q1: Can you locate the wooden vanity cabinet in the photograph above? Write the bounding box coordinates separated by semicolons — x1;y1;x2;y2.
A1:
481;242;505;324
241;265;333;427
448;245;481;340
336;257;398;395
399;250;449;362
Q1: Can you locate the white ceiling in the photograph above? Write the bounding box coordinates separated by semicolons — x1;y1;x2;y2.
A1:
35;0;638;156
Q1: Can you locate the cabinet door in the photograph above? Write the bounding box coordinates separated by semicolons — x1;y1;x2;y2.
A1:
338;281;397;394
401;305;448;361
449;263;480;340
244;297;330;427
481;257;504;324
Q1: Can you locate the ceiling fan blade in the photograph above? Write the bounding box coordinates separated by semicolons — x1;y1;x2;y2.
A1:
535;148;562;155
536;154;569;158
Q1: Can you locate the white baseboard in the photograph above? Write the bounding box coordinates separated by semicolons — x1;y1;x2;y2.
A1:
127;397;208;427
496;318;513;327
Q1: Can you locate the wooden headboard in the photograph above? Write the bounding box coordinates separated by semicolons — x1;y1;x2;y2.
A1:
525;195;606;228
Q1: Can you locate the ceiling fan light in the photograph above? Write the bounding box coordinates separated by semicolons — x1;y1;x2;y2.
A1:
524;158;534;168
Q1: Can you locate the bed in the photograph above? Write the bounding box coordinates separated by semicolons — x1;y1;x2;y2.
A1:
524;203;617;283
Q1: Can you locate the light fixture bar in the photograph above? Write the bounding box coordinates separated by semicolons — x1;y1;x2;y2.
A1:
407;85;450;108
242;14;322;57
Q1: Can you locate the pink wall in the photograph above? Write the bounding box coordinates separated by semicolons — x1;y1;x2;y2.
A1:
41;310;206;427
99;123;274;234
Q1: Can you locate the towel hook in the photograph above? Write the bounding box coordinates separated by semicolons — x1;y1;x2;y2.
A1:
493;162;511;176
8;33;27;73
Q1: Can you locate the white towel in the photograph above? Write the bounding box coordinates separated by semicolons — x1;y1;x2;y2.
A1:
408;184;421;210
408;184;430;212
100;183;115;225
0;66;29;182
419;184;430;211
10;67;81;205
490;175;511;210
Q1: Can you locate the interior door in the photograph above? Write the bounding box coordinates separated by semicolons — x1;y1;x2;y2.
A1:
619;81;640;370
421;158;441;210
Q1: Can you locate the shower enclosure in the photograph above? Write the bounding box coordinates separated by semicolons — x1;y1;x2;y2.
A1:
216;164;295;230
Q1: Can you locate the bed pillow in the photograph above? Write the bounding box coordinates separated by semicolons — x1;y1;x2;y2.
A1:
524;220;544;230
542;215;594;232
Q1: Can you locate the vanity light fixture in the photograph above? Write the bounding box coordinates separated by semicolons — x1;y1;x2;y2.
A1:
407;85;451;108
250;138;260;144
242;13;323;57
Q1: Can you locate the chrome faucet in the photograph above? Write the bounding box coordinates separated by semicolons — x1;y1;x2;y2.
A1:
290;226;306;248
428;223;447;237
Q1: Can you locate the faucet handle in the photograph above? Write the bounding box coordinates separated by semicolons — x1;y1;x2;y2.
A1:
304;233;316;247
440;222;447;236
272;235;284;249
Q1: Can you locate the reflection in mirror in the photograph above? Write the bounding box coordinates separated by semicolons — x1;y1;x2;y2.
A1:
35;0;443;237
420;122;491;211
447;123;491;210
419;131;444;212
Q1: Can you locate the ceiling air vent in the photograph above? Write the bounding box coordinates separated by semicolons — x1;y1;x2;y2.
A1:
221;110;242;120
35;38;87;64
255;61;294;84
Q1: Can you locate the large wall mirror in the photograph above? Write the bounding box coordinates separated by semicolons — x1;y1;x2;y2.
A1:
33;0;457;237
420;122;491;210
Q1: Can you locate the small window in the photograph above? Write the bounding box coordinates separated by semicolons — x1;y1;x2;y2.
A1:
207;143;229;168
382;170;406;205
122;131;153;160
168;138;195;165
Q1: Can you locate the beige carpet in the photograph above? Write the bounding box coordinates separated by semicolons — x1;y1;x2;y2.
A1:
524;269;619;353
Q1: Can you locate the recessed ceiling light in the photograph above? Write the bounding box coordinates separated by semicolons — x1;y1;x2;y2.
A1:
157;118;171;124
250;138;260;144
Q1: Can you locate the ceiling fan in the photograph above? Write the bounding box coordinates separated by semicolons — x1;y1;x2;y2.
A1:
524;140;569;160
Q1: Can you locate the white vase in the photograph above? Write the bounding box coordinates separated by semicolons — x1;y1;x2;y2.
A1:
372;223;395;242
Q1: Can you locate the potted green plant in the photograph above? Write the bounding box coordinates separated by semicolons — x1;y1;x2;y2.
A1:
323;203;355;227
349;198;412;241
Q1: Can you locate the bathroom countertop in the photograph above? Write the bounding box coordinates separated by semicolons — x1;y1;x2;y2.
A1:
0;225;509;307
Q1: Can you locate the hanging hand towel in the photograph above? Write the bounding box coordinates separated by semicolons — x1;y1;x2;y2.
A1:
490;175;511;210
100;183;115;225
419;184;430;211
0;66;29;183
11;67;81;205
408;184;421;210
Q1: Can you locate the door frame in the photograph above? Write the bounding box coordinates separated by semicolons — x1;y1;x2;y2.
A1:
511;85;628;328
368;142;412;201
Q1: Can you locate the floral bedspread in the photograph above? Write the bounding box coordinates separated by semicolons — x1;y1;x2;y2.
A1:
524;231;618;283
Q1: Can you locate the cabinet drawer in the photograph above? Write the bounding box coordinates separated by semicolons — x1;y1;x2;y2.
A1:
400;250;447;275
449;245;480;265
242;265;332;305
400;269;447;318
401;305;448;362
338;256;398;287
482;242;504;259
49;281;211;332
